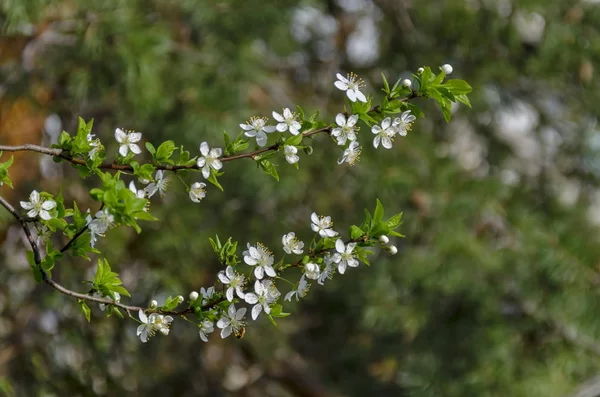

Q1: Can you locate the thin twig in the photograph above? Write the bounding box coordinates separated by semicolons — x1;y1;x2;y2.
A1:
60;203;105;253
0;194;193;315
0;125;335;172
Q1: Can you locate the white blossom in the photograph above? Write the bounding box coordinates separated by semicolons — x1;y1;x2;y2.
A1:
199;319;214;342
114;128;142;157
86;208;114;248
93;291;120;311
136;310;173;343
282;232;304;255
243;243;276;280
388;245;398;255
441;64;453;75
197;141;223;179
285;274;310;301
304;262;320;280
153;313;173;336
337;141;361;166
240;116;276;147
310;212;338;238
129;181;147;199
34;224;52;245
334;72;367;103
331;113;359;146
20;190;56;220
392;110;416;137
146;170;171;198
244;279;281;320
317;254;336;285
217;304;246;339
200;286;216;305
379;235;390;244
273;108;302;135
217;266;246;302
284;145;299;164
372;117;396;149
417;67;424;74
87;133;102;160
189;182;207;203
333;239;359;274
402;79;412;88
189;291;199;301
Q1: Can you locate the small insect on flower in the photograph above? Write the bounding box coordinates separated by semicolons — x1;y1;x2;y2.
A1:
234;326;246;339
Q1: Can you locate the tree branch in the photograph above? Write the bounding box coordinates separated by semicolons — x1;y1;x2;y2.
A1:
0;125;334;173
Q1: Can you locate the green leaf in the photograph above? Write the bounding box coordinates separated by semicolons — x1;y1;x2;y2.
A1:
381;73;390;94
455;94;472;108
78;300;91;322
354;247;374;266
207;171;224;192
286;134;303;146
258;159;279;181
442;79;473;95
134;164;155;181
145;142;156;156
161;296;181;311
0;154;14;188
349;225;364;240
57;131;72;148
155;140;176;163
270;304;290;318
386;212;403;230
373;199;384;224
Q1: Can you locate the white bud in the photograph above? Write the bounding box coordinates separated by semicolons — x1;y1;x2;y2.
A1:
189;291;199;301
387;245;398;255
441;64;453;75
176;295;184;303
304;262;320;280
150;299;158;308
417;67;424;74
402;79;412;88
379;235;390;244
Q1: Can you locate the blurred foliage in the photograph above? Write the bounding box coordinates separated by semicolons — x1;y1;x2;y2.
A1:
2;0;600;396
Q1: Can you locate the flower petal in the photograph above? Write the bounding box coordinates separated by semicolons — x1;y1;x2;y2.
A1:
346;89;357;102
251;304;262;320
236;307;247;320
138;310;148;323
114;128;126;143
128;132;142;142
272;111;283;122
220;326;232;339
129;144;142;154
335;239;345;253
335;113;346;127
355;90;367;103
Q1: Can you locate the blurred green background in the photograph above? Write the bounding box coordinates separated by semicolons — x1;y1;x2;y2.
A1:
2;0;600;396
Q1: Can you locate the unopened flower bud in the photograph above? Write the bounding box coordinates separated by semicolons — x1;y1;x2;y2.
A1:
189;291;199;301
176;295;184;303
387;245;398;255
150;299;158;308
417;67;424;74
402;79;412;88
441;64;453;75
379;235;390;244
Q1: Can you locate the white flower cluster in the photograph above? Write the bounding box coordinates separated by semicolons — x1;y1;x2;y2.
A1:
137;310;173;343
371;111;416;149
240;108;304;165
187;211;380;344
